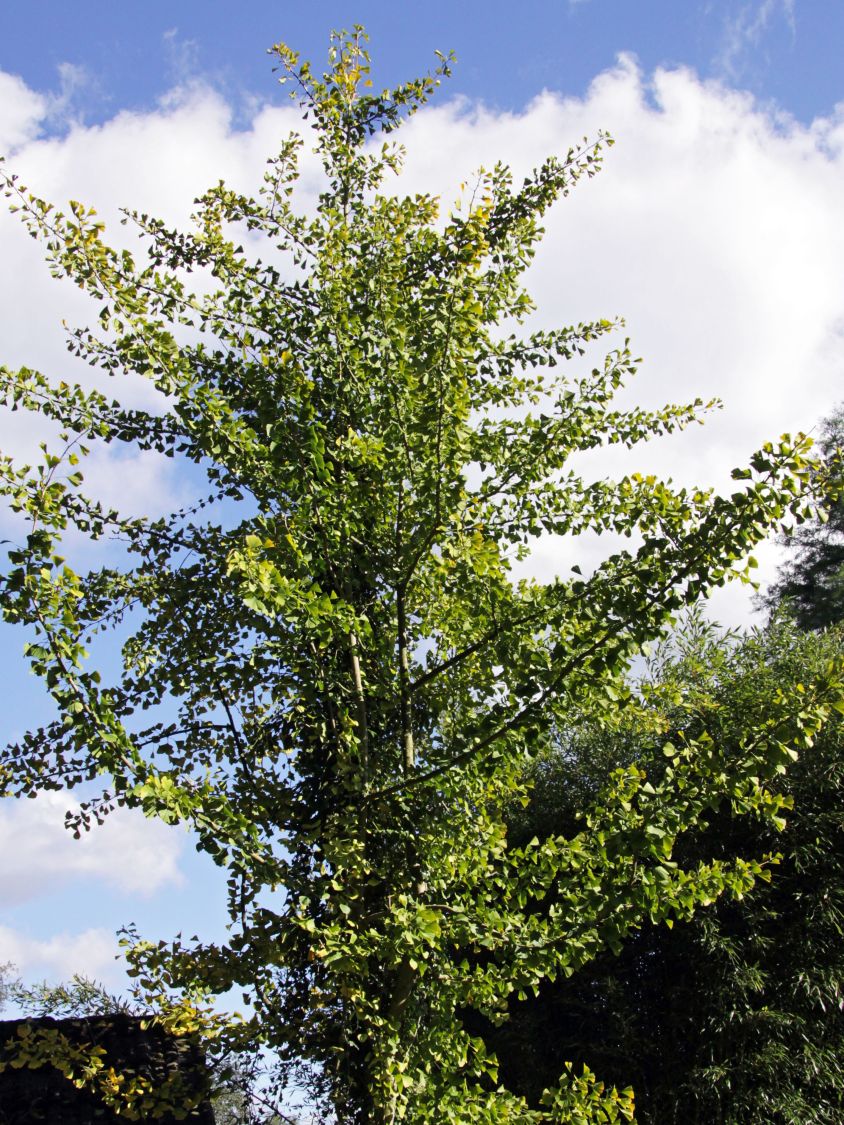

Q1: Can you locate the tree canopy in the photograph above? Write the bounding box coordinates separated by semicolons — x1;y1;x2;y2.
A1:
764;402;844;630
1;28;842;1124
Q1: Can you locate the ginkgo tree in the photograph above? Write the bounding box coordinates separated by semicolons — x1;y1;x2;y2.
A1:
1;28;842;1125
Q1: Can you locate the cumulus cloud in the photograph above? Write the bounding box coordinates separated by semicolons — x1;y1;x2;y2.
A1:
395;61;844;619
0;792;185;906
0;924;119;984
0;62;100;153
0;72;46;151
1;54;843;625
0;78;306;535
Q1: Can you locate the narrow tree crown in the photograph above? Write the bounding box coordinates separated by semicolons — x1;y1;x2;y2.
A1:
1;29;841;1124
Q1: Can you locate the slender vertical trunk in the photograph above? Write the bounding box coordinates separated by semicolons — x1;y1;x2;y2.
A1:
349;626;370;779
382;481;424;1125
397;587;415;774
396;478;416;775
392;585;424;1023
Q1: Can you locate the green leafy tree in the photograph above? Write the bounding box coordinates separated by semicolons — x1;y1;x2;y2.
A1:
1;29;841;1123
2;973;132;1019
497;616;844;1123
2;973;281;1124
0;963;15;1013
764;403;844;630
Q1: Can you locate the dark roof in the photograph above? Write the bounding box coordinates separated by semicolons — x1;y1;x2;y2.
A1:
0;1015;215;1124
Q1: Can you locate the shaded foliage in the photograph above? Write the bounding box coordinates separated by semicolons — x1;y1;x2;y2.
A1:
764;403;844;630
0;1014;215;1124
2;973;285;1125
499;618;844;1123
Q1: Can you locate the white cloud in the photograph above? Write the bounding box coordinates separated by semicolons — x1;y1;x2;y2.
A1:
0;71;46;151
0;81;306;533
0;792;185;906
81;445;196;521
0;924;119;984
390;60;844;437
0;62;100;153
393;62;844;618
1;58;843;626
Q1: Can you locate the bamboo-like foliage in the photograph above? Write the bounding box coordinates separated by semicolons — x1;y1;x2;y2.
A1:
499;616;844;1124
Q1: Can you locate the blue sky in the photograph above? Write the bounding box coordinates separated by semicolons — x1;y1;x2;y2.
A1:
2;1;842;125
1;0;843;996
